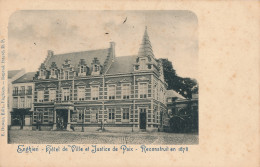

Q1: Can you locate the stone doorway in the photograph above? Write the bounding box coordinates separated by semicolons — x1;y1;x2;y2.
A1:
139;108;147;130
56;110;68;130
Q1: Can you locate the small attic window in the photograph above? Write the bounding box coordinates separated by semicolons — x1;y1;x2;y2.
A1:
80;66;84;73
40;69;44;76
148;64;152;69
94;64;99;72
51;69;55;76
140;58;146;70
135;65;139;70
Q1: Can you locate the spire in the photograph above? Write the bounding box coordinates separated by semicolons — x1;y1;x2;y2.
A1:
138;26;154;58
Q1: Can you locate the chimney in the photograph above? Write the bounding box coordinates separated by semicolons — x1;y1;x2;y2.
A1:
110;42;115;60
48;50;54;57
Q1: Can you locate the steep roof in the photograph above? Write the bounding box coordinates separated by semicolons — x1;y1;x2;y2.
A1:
106;55;137;75
44;48;110;70
166;90;185;99
138;27;154;58
8;70;22;79
12;72;36;83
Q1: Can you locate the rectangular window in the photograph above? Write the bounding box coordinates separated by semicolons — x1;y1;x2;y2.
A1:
13;97;18;108
43;111;49;123
168;109;172;115
80;66;84;73
108;85;116;99
65;71;69;80
48;109;54;123
108;108;115;121
25;97;32;108
140;58;146;70
94;65;99;72
122;108;130;120
40;70;44;76
27;86;32;95
77;87;85;101
139;83;148;98
91;86;99;100
49;89;56;102
51;69;55;76
154;83;158;100
62;88;70;101
20;86;25;95
78;109;84;122
122;84;130;99
13;87;18;95
37;90;44;102
90;109;98;123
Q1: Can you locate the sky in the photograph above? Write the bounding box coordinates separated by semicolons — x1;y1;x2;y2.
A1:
8;10;198;79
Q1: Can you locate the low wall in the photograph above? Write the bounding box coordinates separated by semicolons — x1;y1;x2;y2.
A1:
22;126;33;130
10;126;21;130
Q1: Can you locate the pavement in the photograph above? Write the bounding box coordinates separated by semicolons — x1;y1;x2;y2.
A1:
8;130;198;145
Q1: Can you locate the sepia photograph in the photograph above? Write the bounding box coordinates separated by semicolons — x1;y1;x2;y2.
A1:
7;10;199;144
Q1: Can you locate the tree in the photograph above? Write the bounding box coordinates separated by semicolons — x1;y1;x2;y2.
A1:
161;59;198;99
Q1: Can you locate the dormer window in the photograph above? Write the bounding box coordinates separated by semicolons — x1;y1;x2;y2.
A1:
78;59;87;77
40;69;44;76
51;69;55;76
94;65;99;72
50;62;58;79
140;58;146;70
80;66;84;73
38;63;47;79
135;65;139;70
91;57;101;75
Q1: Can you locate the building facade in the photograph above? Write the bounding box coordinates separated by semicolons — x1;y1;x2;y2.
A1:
10;72;35;130
8;69;25;126
166;90;198;132
31;28;168;131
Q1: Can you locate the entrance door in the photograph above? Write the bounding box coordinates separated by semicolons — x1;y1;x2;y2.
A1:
56;110;68;130
139;108;147;130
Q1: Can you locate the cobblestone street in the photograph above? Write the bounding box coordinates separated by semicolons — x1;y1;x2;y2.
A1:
8;130;198;145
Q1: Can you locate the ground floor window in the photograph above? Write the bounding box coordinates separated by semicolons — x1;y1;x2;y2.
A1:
33;108;54;124
11;115;21;126
90;109;98;123
78;109;84;123
122;108;130;120
108;108;115;123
